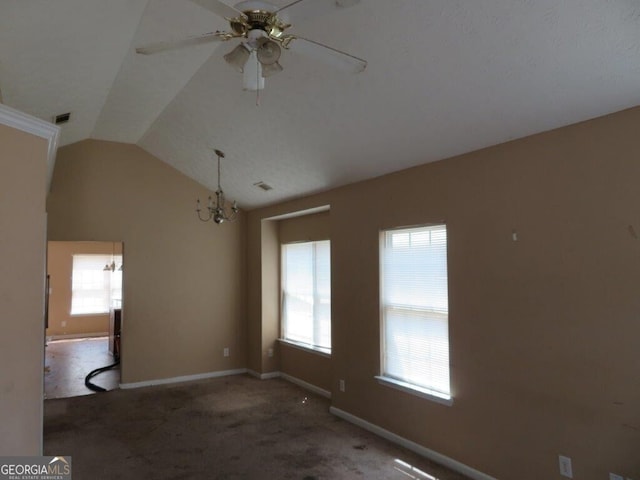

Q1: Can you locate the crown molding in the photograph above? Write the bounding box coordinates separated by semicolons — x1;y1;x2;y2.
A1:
0;103;60;191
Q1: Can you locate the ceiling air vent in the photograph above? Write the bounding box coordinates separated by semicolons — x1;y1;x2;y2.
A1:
253;181;273;191
53;112;71;125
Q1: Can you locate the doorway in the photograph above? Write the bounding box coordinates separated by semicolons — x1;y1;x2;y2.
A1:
44;241;123;398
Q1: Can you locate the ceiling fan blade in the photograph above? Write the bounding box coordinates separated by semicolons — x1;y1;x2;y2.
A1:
189;0;247;20
275;0;360;23
286;36;367;73
136;32;228;55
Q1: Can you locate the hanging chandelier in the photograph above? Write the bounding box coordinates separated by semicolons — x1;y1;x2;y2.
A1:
103;242;123;271
196;149;239;224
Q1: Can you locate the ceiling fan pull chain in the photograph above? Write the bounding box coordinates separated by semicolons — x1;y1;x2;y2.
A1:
256;63;261;106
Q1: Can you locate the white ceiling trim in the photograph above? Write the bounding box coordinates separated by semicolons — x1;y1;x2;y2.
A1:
265;205;331;221
0;103;60;191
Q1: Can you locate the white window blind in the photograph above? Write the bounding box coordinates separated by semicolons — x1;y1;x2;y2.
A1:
381;225;450;398
71;254;122;315
281;240;331;351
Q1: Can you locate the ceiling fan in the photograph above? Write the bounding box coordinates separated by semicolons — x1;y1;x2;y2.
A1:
135;0;367;91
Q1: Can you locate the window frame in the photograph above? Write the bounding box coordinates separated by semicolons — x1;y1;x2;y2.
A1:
280;239;331;355
377;223;453;406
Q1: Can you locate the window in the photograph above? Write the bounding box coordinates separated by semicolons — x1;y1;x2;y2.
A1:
71;254;122;315
379;224;451;403
281;240;331;352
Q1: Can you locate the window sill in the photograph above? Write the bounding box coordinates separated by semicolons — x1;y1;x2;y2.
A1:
375;376;453;407
278;339;331;358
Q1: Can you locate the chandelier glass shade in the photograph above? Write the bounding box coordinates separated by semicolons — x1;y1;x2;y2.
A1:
196;149;239;224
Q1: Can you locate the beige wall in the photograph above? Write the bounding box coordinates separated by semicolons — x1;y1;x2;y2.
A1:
280;345;332;392
260;219;279;374
46;241;122;337
0;123;48;454
278;210;330;244
47;140;246;384
247;108;640;479
247;216;263;373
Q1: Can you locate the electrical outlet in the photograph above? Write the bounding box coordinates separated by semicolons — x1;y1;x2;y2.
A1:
267;348;273;358
339;379;345;392
558;455;573;478
61;320;66;327
609;474;623;480
223;347;229;357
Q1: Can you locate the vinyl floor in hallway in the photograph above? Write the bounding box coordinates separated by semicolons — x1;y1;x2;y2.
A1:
44;337;120;399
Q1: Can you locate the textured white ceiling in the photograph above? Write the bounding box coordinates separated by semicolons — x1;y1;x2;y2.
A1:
2;0;640;208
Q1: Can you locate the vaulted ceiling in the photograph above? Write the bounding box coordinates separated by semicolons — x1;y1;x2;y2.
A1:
2;0;640;208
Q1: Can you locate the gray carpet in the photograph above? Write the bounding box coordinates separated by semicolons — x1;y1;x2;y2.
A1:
44;374;470;479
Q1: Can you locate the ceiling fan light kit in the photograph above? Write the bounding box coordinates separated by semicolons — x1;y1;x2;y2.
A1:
223;44;250;72
256;37;281;65
261;61;283;78
136;0;367;92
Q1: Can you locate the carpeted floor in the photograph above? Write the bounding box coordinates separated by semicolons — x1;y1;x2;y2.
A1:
44;374;471;480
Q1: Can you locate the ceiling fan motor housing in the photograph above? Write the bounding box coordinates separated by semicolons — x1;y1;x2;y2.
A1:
230;4;288;39
246;10;271;27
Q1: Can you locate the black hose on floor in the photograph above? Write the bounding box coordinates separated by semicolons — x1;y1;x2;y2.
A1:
84;359;120;393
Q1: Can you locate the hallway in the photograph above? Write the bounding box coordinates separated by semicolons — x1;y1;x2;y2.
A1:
44;337;120;399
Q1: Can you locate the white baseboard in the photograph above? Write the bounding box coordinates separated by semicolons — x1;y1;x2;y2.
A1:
120;368;247;390
279;372;331;399
247;369;280;380
246;370;332;399
330;407;496;480
48;332;109;341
